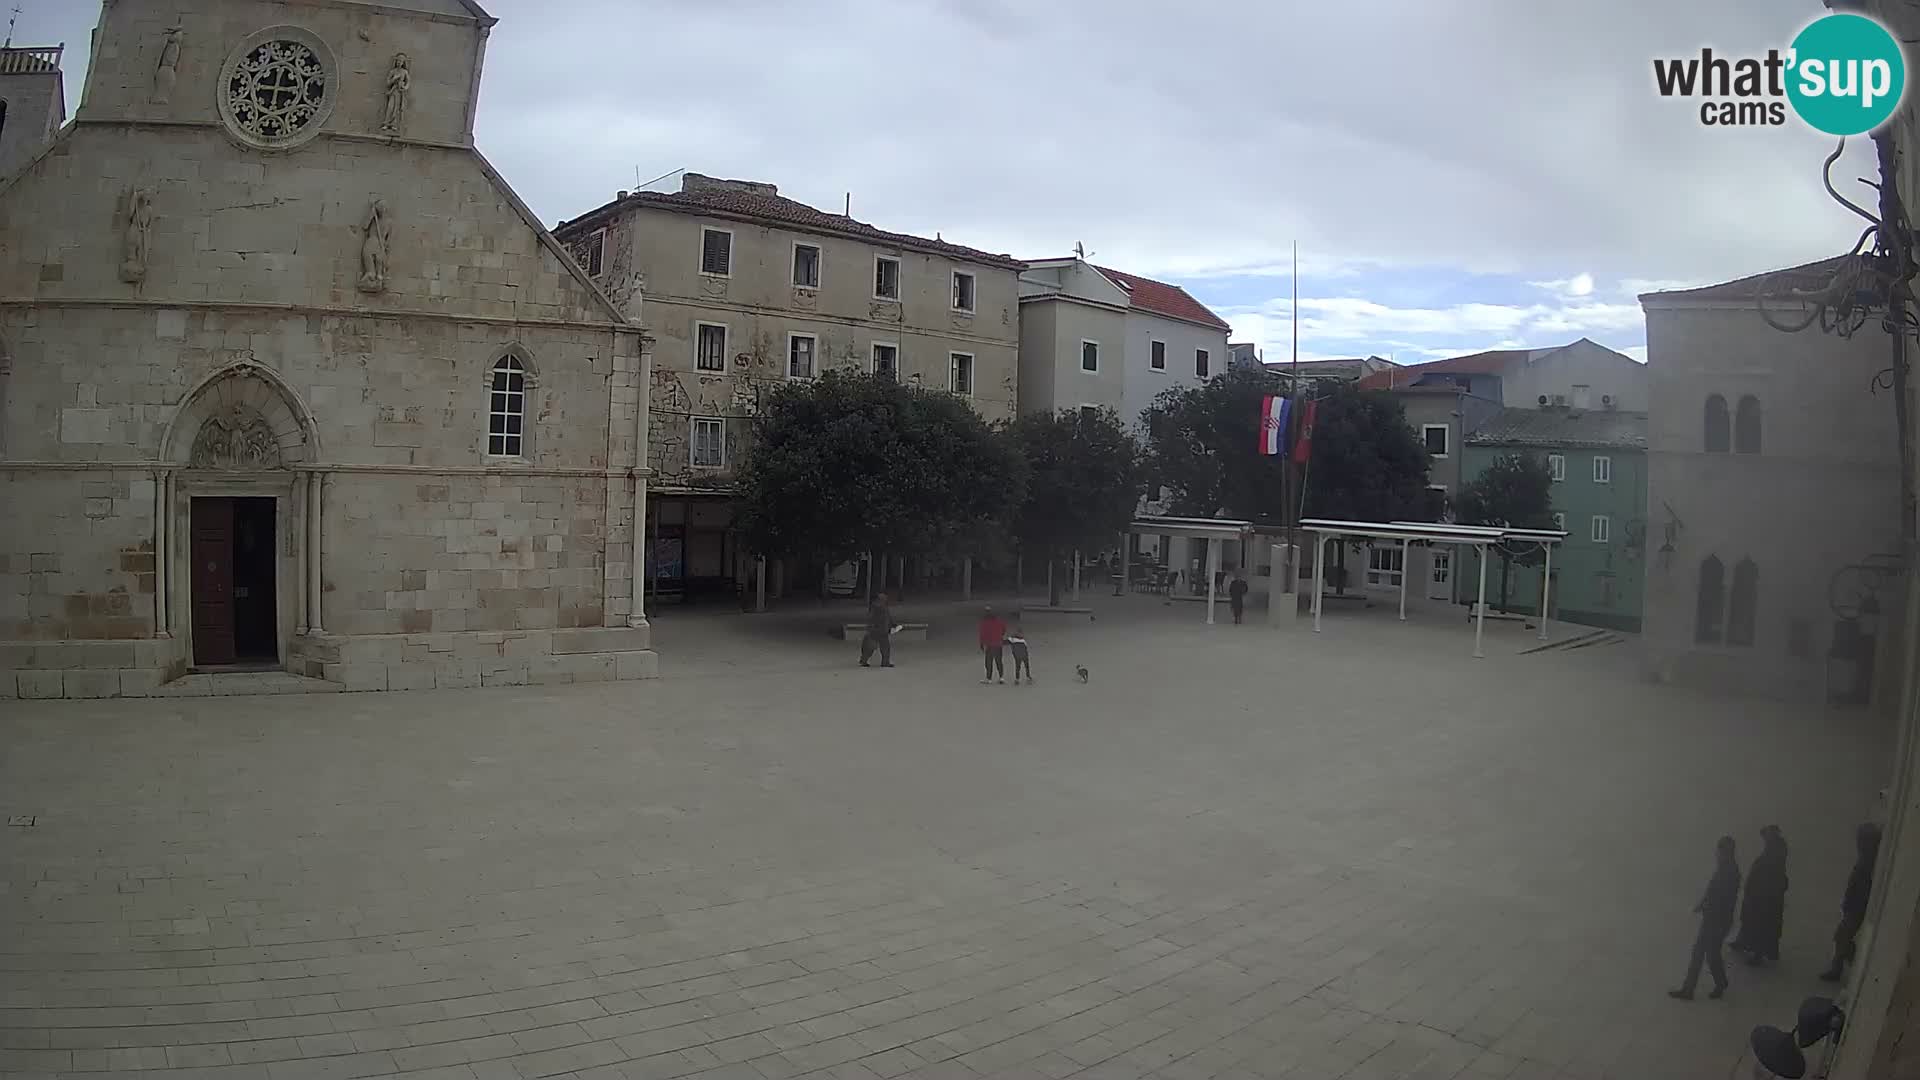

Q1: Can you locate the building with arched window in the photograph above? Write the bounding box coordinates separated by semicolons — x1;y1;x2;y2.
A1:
0;0;657;697
0;42;65;178
1639;264;1904;705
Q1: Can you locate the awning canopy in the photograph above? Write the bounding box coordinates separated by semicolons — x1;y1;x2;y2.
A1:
1297;518;1567;657
1128;515;1255;542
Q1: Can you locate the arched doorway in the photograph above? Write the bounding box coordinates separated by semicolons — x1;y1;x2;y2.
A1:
159;364;319;668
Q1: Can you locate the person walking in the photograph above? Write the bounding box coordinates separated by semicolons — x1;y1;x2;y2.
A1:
1007;617;1032;684
1729;825;1789;967
1670;835;1741;1001
977;605;1007;684
858;591;895;668
1821;822;1883;982
1228;573;1250;625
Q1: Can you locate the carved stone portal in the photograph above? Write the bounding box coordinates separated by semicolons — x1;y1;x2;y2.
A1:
190;406;284;469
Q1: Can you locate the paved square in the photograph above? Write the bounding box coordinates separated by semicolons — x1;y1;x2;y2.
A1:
0;598;1894;1079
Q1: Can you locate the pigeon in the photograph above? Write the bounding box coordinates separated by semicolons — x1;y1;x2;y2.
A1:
1075;665;1089;684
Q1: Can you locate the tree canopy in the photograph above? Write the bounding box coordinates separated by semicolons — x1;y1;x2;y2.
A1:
1004;406;1142;603
1299;382;1437;523
732;371;1024;562
1140;367;1289;520
1453;452;1555;531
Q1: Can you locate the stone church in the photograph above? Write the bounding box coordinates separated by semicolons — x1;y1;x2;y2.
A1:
0;0;657;697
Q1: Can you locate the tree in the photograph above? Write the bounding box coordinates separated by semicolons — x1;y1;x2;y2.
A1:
1140;367;1289;520
1453;451;1556;612
733;372;1024;579
1003;407;1143;605
1297;383;1437;593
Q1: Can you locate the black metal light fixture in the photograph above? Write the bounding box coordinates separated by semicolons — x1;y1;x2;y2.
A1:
1749;997;1846;1079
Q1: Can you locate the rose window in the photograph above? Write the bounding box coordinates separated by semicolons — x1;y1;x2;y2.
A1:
224;40;327;144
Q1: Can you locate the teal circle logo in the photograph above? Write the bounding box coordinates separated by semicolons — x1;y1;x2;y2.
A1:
1787;13;1907;135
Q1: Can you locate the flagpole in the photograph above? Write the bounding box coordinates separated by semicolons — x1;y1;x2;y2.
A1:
1284;242;1301;592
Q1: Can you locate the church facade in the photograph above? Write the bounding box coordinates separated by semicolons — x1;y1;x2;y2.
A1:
0;0;657;697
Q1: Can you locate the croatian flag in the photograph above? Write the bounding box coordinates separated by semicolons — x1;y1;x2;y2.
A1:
1260;395;1291;456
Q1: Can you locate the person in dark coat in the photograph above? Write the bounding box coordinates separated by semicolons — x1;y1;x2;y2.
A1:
1228;574;1250;624
1670;835;1740;1000
1729;825;1789;966
1820;822;1883;982
858;592;895;668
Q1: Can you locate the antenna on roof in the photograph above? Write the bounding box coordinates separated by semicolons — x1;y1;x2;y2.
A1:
1072;240;1088;260
844;193;851;217
4;5;19;48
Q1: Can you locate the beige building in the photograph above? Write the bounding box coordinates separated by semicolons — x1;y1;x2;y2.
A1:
1017;256;1231;426
0;43;65;179
1639;265;1905;708
552;174;1022;603
0;0;657;698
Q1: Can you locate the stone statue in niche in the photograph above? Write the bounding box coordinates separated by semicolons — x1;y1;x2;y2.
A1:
151;26;183;104
190;406;283;469
358;198;390;293
119;186;154;284
379;53;410;133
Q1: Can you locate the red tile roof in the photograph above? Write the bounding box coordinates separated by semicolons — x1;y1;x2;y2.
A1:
1091;266;1232;331
556;184;1024;270
1356;348;1531;391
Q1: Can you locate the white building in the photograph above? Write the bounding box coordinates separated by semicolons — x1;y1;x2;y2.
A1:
1016;256;1231;426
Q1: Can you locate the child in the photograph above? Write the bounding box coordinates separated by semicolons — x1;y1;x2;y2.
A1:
1007;618;1032;684
977;605;1007;684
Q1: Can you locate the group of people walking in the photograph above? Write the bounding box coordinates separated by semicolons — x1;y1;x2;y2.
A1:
1670;822;1883;1000
854;595;1034;684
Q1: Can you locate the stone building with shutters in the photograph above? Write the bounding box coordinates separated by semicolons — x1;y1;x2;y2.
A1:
552;174;1023;605
0;0;657;698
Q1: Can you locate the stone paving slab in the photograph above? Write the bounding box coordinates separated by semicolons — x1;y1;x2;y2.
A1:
0;598;1895;1079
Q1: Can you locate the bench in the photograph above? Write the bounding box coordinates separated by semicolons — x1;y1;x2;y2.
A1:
835;622;929;642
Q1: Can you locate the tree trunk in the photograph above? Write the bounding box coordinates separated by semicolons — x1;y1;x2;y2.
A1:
1498;553;1512;613
1334;543;1349;596
1047;547;1062;607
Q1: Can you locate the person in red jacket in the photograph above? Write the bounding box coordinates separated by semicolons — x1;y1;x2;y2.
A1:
977;606;1008;684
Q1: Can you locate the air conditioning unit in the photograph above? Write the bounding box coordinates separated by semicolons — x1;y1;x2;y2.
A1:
1550;394;1568;406
1601;393;1615;408
1537;394;1549;406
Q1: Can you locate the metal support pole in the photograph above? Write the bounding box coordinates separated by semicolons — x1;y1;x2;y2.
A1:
1117;534;1129;596
1312;534;1326;632
1072;550;1081;601
1538;543;1553;641
1473;542;1490;659
755;556;767;613
961;556;972;601
1398;538;1409;621
1205;537;1220;625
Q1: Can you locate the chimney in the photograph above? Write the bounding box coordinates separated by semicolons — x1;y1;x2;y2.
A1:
682;173;778;197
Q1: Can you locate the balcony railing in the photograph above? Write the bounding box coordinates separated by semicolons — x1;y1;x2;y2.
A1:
0;46;63;75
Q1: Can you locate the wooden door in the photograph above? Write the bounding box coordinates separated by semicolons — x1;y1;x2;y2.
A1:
191;498;237;666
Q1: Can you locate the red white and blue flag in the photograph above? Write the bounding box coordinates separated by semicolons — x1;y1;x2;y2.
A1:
1259;395;1291;456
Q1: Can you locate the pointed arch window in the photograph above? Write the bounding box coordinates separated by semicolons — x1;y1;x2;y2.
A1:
1734;395;1762;454
1704;395;1730;453
1695;555;1725;643
1728;558;1759;646
488;354;528;457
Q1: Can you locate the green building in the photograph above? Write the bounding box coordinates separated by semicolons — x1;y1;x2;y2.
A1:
1456;408;1649;633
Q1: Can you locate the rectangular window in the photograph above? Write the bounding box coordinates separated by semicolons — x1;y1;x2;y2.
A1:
1195;348;1211;378
792;243;821;289
874;256;901;300
1572;384;1592;410
788;333;816;379
577;230;605;277
871;342;898;381
487;357;527;457
1079;404;1101;423
690;417;725;469
1592;455;1612;484
1150;340;1166;371
1548;453;1566;481
951;271;975;313
694;322;727;372
1430;548;1451;585
1366;545;1404;587
1591;514;1611;544
1422;424;1450;458
949;352;974;395
1081;341;1100;373
700;228;732;276
1552;512;1567;532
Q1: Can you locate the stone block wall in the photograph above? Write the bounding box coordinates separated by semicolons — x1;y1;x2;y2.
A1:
0;469;157;640
287;625;657;691
324;472;609;637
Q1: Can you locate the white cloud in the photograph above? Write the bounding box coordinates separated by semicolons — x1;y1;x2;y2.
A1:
1530;272;1596;298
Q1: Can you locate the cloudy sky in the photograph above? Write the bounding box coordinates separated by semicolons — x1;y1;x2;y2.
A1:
19;0;1885;364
